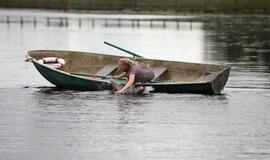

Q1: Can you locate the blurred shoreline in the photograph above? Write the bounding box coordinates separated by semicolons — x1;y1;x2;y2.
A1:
0;0;269;14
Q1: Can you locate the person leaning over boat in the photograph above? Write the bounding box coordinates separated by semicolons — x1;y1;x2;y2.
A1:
112;58;154;94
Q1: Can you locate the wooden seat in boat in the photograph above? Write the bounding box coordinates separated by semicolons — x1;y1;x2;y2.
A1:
152;67;168;81
95;64;118;76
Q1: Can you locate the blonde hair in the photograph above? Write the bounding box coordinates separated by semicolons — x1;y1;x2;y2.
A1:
119;58;135;67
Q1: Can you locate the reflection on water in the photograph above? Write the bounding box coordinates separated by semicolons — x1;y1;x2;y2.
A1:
1;87;270;160
202;16;270;90
0;9;270;160
204;16;270;63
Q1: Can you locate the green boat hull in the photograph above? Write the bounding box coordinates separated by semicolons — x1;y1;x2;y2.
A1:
32;60;111;91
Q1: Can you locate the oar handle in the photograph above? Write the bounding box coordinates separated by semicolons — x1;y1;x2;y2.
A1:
104;41;144;58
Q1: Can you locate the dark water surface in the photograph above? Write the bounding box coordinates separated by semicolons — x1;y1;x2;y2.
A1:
0;10;270;160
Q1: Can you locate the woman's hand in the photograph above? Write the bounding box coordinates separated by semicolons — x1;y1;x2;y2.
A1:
112;72;126;79
115;89;124;94
115;74;135;95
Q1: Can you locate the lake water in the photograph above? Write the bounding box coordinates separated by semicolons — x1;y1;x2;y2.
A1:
0;9;270;160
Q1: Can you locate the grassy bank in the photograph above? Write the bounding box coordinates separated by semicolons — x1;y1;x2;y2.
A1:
0;0;269;13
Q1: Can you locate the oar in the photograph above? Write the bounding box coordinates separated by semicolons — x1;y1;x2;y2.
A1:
104;41;144;58
70;72;164;83
70;72;127;81
70;72;111;79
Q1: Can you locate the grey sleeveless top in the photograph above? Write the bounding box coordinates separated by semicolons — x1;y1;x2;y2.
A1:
127;63;154;83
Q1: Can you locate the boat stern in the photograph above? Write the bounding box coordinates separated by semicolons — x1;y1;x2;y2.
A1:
211;66;231;94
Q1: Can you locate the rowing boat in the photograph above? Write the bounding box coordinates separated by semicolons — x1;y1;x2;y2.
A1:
25;50;230;94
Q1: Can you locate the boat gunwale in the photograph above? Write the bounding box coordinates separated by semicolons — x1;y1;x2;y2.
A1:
28;50;228;68
140;66;230;85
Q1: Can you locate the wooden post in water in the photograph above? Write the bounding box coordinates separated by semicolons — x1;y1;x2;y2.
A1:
33;17;37;28
105;19;108;27
46;17;50;27
163;20;166;28
92;19;95;28
118;19;121;27
60;18;63;27
65;18;68;27
136;20;140;28
6;16;9;24
78;19;82;28
131;20;135;28
20;17;23;28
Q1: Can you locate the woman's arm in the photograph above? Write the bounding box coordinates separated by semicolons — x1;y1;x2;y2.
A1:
112;72;127;79
115;74;135;94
